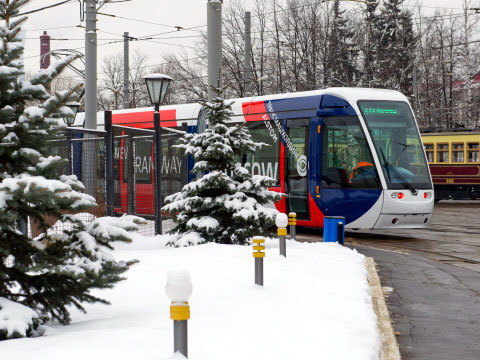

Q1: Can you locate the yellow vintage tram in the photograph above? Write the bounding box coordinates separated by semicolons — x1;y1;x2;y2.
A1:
421;130;480;200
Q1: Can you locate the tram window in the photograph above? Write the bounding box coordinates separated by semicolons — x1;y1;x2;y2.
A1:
242;121;280;185
407;144;419;164
467;143;479;162
424;143;434;163
321;117;380;189
452;143;464;163
437;143;449;163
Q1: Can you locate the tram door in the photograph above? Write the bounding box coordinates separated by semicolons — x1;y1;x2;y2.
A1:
285;119;310;220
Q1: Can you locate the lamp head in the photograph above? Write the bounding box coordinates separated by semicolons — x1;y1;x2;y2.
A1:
165;270;192;303
275;213;288;228
143;73;173;106
65;101;81;126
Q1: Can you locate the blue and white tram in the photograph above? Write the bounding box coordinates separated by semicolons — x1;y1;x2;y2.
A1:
229;87;434;229
79;87;434;229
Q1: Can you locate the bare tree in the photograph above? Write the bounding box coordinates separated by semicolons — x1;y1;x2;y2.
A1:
98;53;123;110
128;49;149;108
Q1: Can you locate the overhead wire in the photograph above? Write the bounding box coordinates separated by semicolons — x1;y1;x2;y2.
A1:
15;0;75;17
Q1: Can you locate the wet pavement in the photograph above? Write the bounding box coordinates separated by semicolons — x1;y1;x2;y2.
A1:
296;201;480;359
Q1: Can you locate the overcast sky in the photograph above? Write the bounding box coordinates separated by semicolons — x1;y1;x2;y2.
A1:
19;0;479;79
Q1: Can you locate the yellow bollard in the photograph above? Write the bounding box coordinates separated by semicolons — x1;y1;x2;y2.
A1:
170;302;190;321
252;237;265;286
288;212;297;241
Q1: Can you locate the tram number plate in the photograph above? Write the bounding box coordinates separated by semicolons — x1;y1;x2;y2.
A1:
446;178;454;184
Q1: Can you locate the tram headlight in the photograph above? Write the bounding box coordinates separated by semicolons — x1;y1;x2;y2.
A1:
424;192;432;199
391;192;404;199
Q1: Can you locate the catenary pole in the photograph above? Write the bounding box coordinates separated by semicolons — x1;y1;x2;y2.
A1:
82;0;98;197
207;0;222;101
244;11;252;97
84;0;97;129
123;32;130;109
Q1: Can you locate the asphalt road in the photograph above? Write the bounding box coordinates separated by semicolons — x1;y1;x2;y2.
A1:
296;201;480;360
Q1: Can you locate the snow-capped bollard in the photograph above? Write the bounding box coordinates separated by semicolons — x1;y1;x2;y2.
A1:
252;237;265;286
166;270;193;358
288;212;297;241
276;213;288;257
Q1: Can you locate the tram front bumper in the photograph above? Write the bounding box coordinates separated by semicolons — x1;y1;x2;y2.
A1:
373;190;434;229
374;213;431;229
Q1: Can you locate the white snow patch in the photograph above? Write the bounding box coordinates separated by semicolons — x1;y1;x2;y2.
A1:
0;298;38;338
186;216;219;231
0;241;379;360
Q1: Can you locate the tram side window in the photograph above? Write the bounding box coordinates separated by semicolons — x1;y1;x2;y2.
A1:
437;143;449;163
452;143;464;163
242;121;280;185
424;143;434;163
321;117;381;189
467;143;479;162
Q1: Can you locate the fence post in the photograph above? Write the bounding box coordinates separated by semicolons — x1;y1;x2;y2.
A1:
127;134;136;215
66;128;72;176
105;111;114;217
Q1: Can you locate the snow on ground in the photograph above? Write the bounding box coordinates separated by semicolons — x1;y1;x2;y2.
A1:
0;234;379;360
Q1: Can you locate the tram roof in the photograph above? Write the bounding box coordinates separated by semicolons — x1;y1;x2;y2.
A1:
73;88;409;129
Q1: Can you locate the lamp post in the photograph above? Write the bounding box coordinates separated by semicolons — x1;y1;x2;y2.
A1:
144;73;173;235
65;102;80;175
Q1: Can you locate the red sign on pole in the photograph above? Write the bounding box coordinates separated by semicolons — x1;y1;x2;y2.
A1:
40;31;50;69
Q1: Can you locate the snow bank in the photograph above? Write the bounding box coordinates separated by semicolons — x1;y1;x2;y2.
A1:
0;298;38;339
0;239;379;360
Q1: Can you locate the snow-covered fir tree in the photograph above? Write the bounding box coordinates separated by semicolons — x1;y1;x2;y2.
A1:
0;0;143;340
361;0;380;87
327;0;359;87
374;0;416;94
163;90;281;246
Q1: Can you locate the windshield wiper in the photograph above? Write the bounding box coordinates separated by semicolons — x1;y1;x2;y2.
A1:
380;148;417;195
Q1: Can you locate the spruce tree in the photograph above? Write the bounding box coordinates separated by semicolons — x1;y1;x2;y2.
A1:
0;0;142;340
327;0;359;87
374;0;416;94
362;0;380;87
163;91;281;246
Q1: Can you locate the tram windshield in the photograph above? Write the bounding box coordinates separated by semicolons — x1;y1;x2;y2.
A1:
358;100;432;190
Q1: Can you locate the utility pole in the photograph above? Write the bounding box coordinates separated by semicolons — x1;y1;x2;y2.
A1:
124;32;130;109
83;0;98;197
207;0;223;101
244;11;252;97
84;0;97;129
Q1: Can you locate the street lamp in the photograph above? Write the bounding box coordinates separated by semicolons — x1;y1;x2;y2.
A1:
65;101;81;175
144;73;173;235
65;101;81;126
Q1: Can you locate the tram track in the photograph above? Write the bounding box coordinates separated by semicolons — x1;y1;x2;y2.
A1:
348;240;480;266
346;230;480;249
